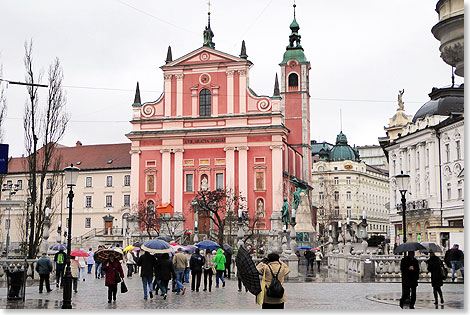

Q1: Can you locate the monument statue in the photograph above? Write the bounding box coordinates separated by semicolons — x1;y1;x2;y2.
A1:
398;89;405;110
281;197;290;227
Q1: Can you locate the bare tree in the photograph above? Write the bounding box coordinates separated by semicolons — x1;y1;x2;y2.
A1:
193;188;246;247
131;199;161;240
315;177;339;241
23;40;69;258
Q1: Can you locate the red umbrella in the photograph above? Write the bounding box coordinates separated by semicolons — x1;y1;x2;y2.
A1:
70;250;89;258
170;242;179;246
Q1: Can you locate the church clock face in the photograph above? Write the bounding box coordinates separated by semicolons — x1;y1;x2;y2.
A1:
199;73;211;85
200;52;210;61
288;60;298;69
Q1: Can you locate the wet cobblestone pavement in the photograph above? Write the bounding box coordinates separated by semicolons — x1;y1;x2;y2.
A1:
0;268;464;310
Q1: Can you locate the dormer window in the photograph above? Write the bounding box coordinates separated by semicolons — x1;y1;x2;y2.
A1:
199;89;211;117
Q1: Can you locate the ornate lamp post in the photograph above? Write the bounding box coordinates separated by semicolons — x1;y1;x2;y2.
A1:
61;164;79;309
395;171;410;244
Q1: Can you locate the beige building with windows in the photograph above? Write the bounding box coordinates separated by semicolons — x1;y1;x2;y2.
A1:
311;132;390;242
0;142;132;252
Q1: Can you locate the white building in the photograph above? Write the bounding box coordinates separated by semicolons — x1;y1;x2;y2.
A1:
311;132;390;242
382;84;464;249
0;142;132;253
357;145;389;170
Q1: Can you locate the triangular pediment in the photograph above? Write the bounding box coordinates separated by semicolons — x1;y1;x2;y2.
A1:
162;47;249;68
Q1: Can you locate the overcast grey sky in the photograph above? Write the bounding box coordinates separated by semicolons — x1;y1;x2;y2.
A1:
0;0;463;157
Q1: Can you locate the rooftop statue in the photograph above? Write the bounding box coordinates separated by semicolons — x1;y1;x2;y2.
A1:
398;89;405;110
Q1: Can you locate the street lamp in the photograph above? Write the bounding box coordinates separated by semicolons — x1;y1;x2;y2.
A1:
62;164;79;309
395;171;410;244
2;183;19;259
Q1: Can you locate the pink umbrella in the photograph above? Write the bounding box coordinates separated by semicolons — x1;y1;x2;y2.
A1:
70;250;89;258
132;247;140;252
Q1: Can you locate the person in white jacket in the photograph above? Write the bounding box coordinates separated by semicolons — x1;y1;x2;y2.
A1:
126;251;136;278
78;254;87;281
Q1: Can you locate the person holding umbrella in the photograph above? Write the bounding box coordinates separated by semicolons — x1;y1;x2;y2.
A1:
189;248;205;292
399;251;420;309
137;250;157;299
256;253;290;309
224;248;232;279
203;249;215;292
126;250;136;278
102;255;124;303
426;252;445;305
70;256;80;293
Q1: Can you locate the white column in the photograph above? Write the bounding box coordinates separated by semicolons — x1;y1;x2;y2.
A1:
409;146;417;198
238;146;249;198
164;74;172;117
213;86;219;116
174;149;184;213
419;143;426;198
175;74;184;117
225;147;235;192
428;140;437;197
238;70;247;114
161;149;171;203
271;144;284;214
130;148;141;206
226;71;234;114
401;149;407;174
191;87;198;117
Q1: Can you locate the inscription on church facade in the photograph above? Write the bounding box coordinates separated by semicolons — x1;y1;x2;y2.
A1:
183;138;225;144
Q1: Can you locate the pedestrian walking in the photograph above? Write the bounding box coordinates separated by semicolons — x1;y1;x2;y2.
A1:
183;250;191;283
86;248;94;274
224;250;232;279
102;255;124;303
213;248;226;288
54;249;66;288
189;248;205;292
35;252;53;293
155;253;175;300
202;249;215;292
303;250;311;270
95;245;104;279
172;247;188;295
444;244;464;282
70;256;80;293
126;250;135;278
399;251;420;309
315;250;323;272
137;250;157;299
256;253;290;309
426;252;445;305
78;255;87;281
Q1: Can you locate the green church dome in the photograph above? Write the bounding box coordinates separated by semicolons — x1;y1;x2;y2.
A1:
328;132;360;162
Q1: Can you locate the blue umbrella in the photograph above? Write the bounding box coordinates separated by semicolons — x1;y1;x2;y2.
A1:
141;239;172;254
196;240;220;250
50;243;67;251
296;246;312;251
157;235;173;242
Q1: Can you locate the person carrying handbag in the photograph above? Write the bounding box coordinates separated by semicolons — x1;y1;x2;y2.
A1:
256;253;290;309
102;255;124;303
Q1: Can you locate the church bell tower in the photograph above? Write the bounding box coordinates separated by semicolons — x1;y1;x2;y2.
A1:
280;3;312;184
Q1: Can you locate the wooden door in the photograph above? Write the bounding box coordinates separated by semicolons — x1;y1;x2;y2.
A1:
105;221;113;235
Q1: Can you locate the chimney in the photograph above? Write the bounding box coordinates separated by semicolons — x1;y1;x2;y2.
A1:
76;141;82;146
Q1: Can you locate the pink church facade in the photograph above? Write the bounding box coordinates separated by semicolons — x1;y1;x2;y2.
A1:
127;13;311;233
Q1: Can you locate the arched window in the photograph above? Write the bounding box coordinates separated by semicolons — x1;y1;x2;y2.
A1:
199;89;211;117
288;73;298;87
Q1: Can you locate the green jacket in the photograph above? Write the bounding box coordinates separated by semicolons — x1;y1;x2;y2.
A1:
213;248;226;270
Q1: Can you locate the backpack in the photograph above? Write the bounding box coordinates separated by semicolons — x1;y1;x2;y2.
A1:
265;264;284;299
57;253;65;264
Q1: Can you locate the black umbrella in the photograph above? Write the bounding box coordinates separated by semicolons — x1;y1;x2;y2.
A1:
420;242;443;253
133;241;143;248
157;235;173;242
223;243;234;255
393;242;426;254
235;245;261;296
94;249;123;264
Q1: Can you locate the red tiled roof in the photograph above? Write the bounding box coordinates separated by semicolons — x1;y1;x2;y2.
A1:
8;142;131;173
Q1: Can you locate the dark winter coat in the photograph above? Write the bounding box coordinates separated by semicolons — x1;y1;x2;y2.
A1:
155;257;176;281
54;251;66;269
102;260;124;287
137;252;157;277
224;252;232;268
190;253;205;272
35;257;53;275
426;255;444;288
400;255;420;287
